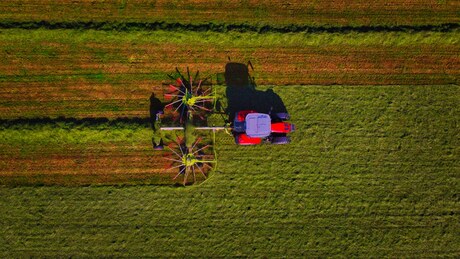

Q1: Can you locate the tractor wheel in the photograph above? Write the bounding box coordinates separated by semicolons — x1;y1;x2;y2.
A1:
274;112;290;120
152;138;164;150
271;136;290;144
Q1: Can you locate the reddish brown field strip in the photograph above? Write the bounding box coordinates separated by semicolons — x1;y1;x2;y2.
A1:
0;143;179;186
1;0;459;26
1;41;458;119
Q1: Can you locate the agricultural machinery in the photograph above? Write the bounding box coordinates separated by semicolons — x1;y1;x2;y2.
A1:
151;63;295;185
233;110;295;145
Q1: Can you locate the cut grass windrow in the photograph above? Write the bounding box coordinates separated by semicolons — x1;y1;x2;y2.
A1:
1;28;459;47
0;21;459;33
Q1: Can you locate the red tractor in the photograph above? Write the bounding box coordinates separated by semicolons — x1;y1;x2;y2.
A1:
232;110;295;145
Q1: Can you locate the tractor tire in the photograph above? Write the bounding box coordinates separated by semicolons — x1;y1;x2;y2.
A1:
274;112;290;120
271;136;290;144
152;138;164;150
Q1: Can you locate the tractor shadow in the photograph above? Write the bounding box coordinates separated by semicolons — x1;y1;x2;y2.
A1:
223;62;288;122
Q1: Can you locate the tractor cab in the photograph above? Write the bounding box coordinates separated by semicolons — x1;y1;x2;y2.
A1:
232;110;295;145
243;113;271;138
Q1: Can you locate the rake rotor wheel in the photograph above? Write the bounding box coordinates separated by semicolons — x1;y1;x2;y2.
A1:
164;138;215;186
163;68;215;124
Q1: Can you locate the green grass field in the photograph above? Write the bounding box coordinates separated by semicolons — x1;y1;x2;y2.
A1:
1;0;460;257
1;85;459;256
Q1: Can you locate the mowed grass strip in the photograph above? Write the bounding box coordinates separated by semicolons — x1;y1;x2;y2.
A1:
0;85;458;256
0;29;458;119
0;0;459;26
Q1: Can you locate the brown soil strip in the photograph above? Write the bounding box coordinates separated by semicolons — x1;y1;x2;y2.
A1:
0;42;458;118
0;0;459;26
0;143;191;186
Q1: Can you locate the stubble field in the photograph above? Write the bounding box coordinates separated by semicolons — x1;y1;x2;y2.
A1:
0;1;459;257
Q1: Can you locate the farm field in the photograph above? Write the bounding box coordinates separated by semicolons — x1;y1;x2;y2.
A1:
0;123;173;186
1;0;459;26
1;84;459;187
1;85;459;256
0;29;458;119
1;0;460;257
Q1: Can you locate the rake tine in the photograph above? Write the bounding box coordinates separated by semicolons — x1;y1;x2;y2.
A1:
164;157;183;163
194;99;213;104
166;146;183;160
169;163;185;171
193;104;212;112
202;163;213;170
193;144;211;155
183;168;190;186
168;84;186;94
191;137;202;150
173;135;184;146
173;166;186;180
194;154;212;158
192;166;196;183
196;79;203;95
164;93;181;98
196;164;207;179
176;67;184;79
178;143;185;156
202;87;212;95
177;78;187;89
198;113;206;121
174;101;184;113
165;99;183;108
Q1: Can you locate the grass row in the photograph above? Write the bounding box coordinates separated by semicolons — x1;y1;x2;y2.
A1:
1;21;459;34
1;28;459;47
0;123;149;147
1;84;459;256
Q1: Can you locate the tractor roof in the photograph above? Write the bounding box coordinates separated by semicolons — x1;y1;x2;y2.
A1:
245;113;271;138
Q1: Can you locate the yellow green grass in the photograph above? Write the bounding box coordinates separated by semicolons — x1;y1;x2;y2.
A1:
1;29;459;47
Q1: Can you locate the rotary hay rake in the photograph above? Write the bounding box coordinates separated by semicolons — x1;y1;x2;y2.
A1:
163;67;218;124
154;64;295;185
163;133;218;186
159;68;224;186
